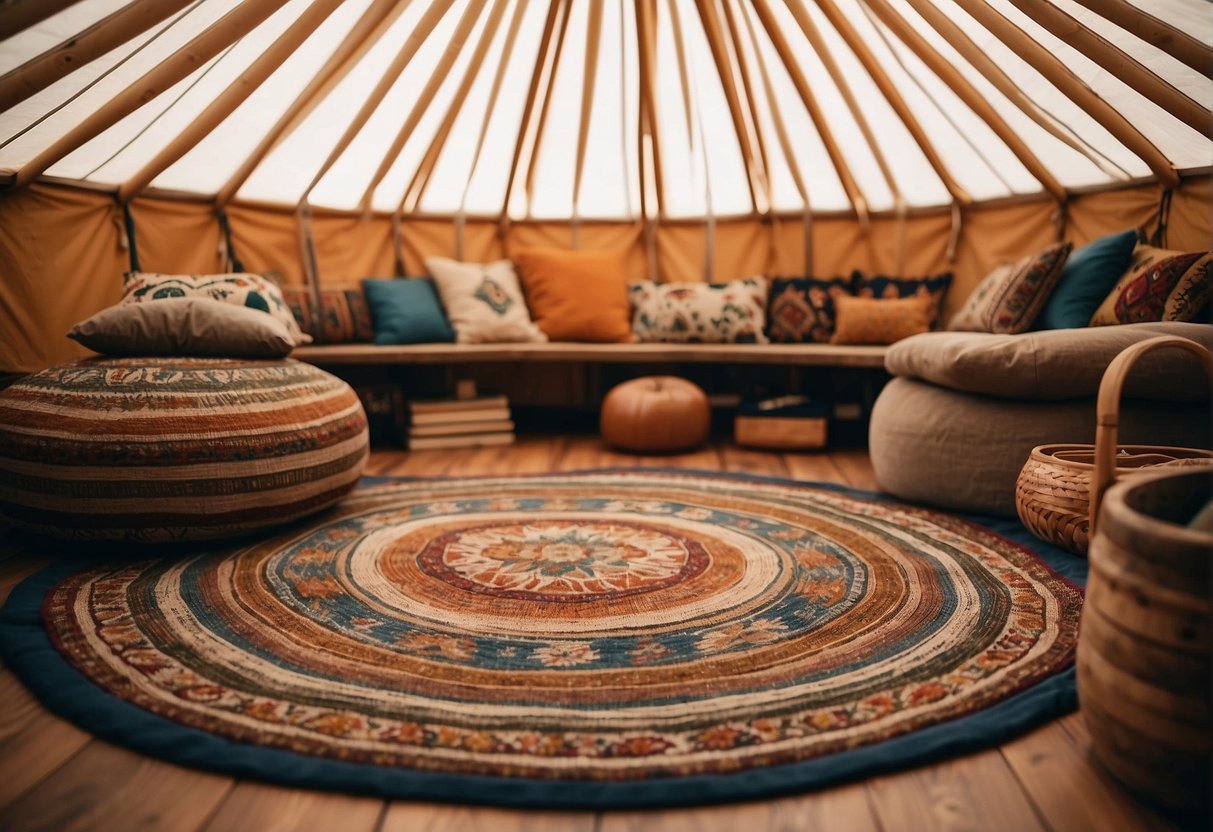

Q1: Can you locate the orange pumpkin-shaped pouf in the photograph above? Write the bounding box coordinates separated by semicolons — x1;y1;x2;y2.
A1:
600;376;711;453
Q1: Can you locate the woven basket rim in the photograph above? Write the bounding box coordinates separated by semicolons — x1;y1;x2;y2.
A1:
1029;443;1213;472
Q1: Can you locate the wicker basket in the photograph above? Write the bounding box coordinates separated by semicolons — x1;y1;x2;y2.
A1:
1015;335;1213;555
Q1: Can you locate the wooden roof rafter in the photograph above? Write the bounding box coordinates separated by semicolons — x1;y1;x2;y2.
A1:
521;0;577;215
1006;0;1210;135
0;0;82;43
571;0;607;226
1069;0;1213;78
216;0;408;207
118;0;347;204
936;0;1181;188
635;0;668;218
8;0;295;191
294;0;461;209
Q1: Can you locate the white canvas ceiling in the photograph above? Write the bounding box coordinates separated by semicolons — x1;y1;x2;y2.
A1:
0;0;1209;220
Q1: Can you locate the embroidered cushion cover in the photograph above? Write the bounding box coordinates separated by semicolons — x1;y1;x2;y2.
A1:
630;278;770;344
948;242;1072;334
121;272;310;344
281;287;374;344
424;257;546;344
1088;245;1212;326
852;271;953;329
512;247;634;343
830;294;934;345
766;276;853;343
68;298;296;357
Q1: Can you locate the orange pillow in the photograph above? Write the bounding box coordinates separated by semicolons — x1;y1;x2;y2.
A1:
830;293;932;345
512;247;634;342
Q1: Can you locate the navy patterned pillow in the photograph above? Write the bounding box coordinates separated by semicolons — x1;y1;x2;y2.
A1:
851;271;953;329
766;276;854;343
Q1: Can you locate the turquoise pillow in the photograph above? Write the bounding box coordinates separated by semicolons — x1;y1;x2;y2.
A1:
1035;229;1137;330
362;278;455;344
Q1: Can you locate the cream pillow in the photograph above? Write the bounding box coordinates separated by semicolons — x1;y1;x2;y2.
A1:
424;257;546;344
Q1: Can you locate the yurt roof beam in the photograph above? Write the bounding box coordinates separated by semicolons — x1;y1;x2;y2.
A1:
817;0;971;206
780;0;906;216
498;0;563;226
118;0;347;204
0;0;198;114
1006;0;1210;135
572;0;606;227
751;0;869;223
397;0;511;215
860;0;1068;204
0;0;82;44
696;0;767;214
457;0;530;216
940;0;1181;188
893;0;1129;183
523;0;576;214
1069;0;1213;78
722;0;782;211
216;0;407;207
635;0;669;216
6;0;294;191
293;0;457;208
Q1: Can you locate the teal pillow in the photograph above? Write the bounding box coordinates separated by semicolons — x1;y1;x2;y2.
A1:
1035;229;1138;330
362;278;455;344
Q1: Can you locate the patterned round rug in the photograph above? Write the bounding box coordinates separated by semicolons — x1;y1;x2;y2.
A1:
1;471;1085;808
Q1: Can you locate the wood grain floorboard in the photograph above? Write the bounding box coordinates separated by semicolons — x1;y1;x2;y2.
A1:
0;440;1173;832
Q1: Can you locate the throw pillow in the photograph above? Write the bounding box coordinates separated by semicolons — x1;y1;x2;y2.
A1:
766;276;853;343
1035;229;1138;330
424;257;546;344
948;242;1072;333
121;271;310;344
1089;245;1212;326
830;294;933;345
511;247;633;342
281;287;374;344
852;271;952;328
629;278;770;344
68;298;296;357
362;277;455;344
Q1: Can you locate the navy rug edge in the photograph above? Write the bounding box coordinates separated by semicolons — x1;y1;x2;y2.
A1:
0;471;1086;810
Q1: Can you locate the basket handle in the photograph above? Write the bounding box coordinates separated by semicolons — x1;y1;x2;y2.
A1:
1090;335;1213;535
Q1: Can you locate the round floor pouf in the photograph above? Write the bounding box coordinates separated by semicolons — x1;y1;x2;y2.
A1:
600;376;710;452
0;357;369;542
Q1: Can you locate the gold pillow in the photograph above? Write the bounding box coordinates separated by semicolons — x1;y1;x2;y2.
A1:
512;247;634;343
830;294;933;346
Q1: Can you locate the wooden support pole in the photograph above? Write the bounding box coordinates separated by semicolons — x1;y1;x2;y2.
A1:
216;0;405;206
634;0;667;216
1069;0;1213;78
571;0;606;221
933;0;1179;187
9;0;293;191
522;0;576;210
0;0;196;113
721;0;775;210
118;0;345;203
815;0;971;206
1007;0;1210;135
855;0;1068;203
750;0;868;223
355;0;489;211
0;0;81;43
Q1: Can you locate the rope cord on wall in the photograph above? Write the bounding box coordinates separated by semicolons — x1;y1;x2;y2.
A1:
122;202;140;273
1152;187;1174;248
215;206;244;273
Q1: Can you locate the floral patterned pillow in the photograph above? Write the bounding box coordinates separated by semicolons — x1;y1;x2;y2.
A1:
424;257;546;344
629;278;769;344
122;271;310;344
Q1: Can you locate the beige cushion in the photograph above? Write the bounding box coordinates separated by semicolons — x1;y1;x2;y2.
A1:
869;377;1212;517
68;298;296;357
948;242;1071;333
885;321;1213;401
424;257;546;344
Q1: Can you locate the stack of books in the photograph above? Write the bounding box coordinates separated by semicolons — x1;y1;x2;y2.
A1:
406;394;515;450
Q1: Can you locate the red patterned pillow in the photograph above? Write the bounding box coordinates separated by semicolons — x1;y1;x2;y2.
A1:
1088;246;1212;326
766;276;853;343
281;287;374;344
948;242;1071;333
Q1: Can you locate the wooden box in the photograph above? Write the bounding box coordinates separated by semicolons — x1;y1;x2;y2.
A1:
734;395;828;450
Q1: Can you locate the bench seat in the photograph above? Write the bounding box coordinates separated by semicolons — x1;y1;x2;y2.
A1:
292;342;889;368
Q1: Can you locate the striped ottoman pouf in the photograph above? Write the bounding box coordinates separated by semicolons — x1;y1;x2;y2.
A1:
0;357;369;542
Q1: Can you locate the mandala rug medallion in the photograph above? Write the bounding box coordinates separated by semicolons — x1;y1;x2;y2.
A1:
1;471;1085;808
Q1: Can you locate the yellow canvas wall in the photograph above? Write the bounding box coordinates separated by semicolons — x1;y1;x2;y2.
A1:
1;178;1209;373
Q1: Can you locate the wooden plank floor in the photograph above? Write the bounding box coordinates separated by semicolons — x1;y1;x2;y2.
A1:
0;436;1187;832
